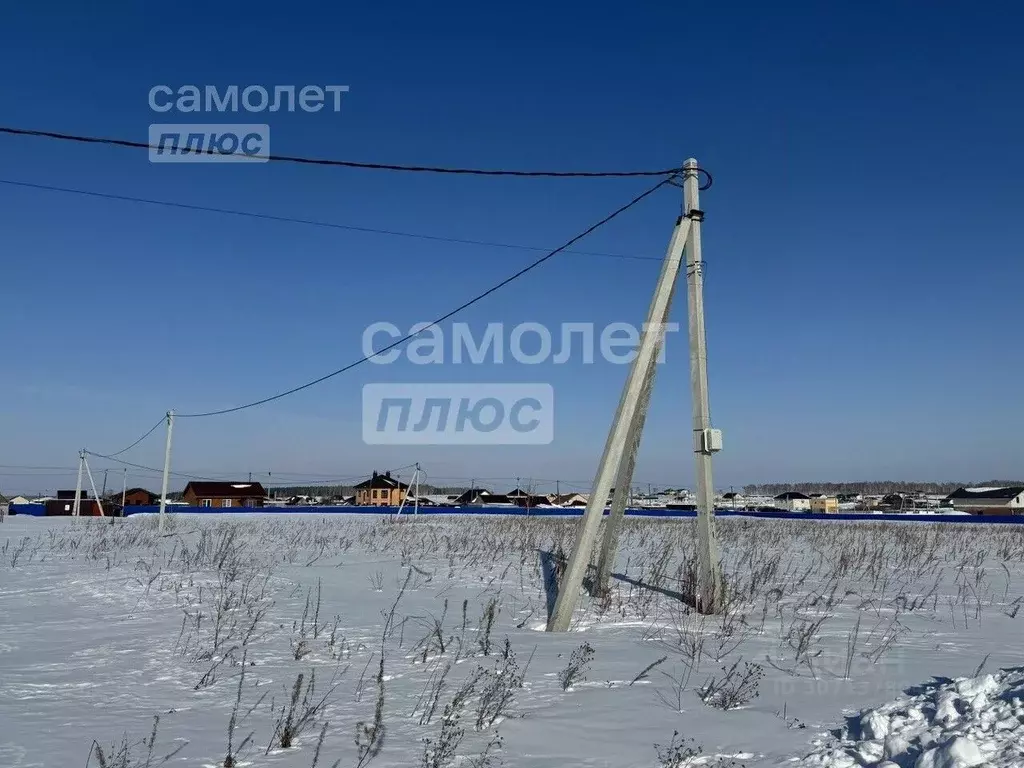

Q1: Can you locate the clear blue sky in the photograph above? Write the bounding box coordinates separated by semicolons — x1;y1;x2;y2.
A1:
1;1;1021;495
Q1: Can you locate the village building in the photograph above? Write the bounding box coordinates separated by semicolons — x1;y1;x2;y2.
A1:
946;486;1024;515
354;471;408;506
809;494;839;514
122;488;158;506
550;492;588;507
774;491;811;512
182;481;266;508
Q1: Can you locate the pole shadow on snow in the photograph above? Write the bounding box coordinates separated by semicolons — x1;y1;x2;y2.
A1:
537;548;567;621
536;548;699;620
610;572;698;610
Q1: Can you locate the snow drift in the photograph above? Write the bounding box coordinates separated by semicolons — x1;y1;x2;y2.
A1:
798;668;1024;767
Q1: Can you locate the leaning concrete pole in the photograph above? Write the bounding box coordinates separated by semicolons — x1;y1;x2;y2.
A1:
594;328;665;596
73;449;85;516
683;158;724;613
547;212;693;632
158;409;175;534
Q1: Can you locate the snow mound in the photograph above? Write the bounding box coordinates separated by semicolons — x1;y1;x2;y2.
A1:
797;668;1024;767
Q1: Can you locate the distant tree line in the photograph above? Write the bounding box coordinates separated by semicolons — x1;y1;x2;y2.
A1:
742;480;1024;496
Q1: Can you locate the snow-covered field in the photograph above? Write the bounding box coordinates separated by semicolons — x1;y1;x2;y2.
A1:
2;514;1023;767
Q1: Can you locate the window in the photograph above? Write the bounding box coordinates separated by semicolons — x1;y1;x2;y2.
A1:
202;499;212;507
223;499;233;508
372;489;378;499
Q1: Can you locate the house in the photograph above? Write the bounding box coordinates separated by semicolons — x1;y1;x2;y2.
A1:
513;494;552;509
183;481;266;508
421;494;458;507
46;490;103;516
123;488;158;506
478;494;514;506
809;495;839;514
774;491;811;512
946;487;1024;515
720;491;747;509
9;495;31;505
881;493;912;511
354;471;408;506
550;492;588;507
451;488;492;505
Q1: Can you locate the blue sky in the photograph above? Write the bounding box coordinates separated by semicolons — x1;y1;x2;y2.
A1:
1;1;1021;495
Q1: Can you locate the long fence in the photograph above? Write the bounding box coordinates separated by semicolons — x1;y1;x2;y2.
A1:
7;503;1024;525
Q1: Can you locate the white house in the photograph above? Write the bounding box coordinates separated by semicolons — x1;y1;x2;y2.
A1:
946;487;1024;514
774;491;811;512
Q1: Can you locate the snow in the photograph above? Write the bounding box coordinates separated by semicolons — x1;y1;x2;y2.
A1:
797;669;1024;767
2;513;1024;767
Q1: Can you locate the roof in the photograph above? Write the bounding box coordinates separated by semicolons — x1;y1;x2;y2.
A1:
947;486;1024;501
478;493;512;505
125;487;156;497
775;491;810;500
452;488;492;504
353;471;409;491
184;481;267;498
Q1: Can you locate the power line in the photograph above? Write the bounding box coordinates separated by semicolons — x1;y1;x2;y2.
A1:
0;126;712;184
82;450;223;481
177;178;671;418
0;464;83;470
0;178;662;263
102;416;167;458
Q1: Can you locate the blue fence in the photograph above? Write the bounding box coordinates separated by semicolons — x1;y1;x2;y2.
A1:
8;503;1024;524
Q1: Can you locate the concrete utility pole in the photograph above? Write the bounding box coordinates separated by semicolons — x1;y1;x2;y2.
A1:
547;159;724;631
84;456;105;517
547;202;693;632
595;341;664;595
73;450;85;516
682;159;723;613
158;410;175;533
